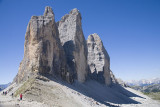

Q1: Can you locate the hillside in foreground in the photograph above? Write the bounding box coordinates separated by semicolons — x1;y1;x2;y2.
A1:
126;78;160;103
0;75;160;107
130;83;160;103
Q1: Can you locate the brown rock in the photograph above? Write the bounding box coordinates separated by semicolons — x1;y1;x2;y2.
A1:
14;7;71;83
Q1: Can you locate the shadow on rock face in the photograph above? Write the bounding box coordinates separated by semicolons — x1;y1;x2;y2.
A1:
63;40;76;75
89;70;105;84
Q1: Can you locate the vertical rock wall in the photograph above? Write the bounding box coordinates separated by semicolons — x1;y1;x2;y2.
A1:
87;33;116;86
14;6;117;86
57;9;88;83
14;7;69;83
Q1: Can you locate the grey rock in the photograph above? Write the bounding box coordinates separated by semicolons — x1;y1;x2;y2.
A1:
44;6;54;17
116;78;127;87
87;33;116;86
13;7;117;86
57;8;88;83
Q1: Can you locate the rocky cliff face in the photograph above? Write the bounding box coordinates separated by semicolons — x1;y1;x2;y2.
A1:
57;9;88;83
14;6;116;86
14;7;72;83
87;33;116;86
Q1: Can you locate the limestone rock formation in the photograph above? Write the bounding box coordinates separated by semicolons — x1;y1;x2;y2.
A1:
87;33;116;86
14;6;117;86
57;8;88;83
14;7;72;83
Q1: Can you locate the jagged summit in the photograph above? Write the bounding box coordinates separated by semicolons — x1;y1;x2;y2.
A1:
69;8;80;15
58;8;81;25
88;33;102;42
14;6;116;85
2;6;160;107
44;6;54;17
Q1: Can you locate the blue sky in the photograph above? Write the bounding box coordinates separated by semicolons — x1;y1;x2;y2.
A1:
0;0;160;84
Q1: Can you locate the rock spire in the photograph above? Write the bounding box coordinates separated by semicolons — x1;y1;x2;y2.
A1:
14;6;117;86
87;33;116;86
57;8;88;83
14;7;72;83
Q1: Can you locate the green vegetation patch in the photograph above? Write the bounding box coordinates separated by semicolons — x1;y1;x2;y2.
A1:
144;92;160;102
14;78;35;97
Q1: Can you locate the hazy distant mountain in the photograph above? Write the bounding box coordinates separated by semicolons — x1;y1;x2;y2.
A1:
131;84;160;93
0;82;11;91
125;78;160;93
126;78;160;86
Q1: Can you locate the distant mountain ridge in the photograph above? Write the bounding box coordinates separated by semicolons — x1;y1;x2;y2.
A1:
0;83;11;91
126;78;160;86
131;84;160;93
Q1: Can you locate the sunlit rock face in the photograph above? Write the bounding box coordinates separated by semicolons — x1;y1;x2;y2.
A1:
14;7;71;83
87;33;116;86
13;7;117;86
57;8;88;83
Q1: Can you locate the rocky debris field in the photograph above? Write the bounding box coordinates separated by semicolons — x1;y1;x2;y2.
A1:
1;75;160;107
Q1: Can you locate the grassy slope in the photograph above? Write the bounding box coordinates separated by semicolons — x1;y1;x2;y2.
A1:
144;92;160;102
14;77;35;97
130;84;160;102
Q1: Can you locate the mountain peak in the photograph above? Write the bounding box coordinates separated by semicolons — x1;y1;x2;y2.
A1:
69;8;80;15
44;6;54;17
126;78;160;86
88;33;101;42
